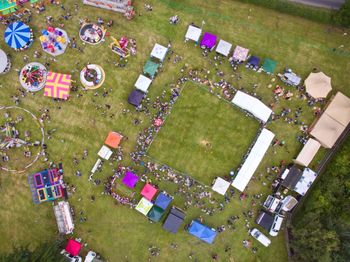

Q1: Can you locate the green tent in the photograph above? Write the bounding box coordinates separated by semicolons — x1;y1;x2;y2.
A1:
143;60;159;78
147;205;165;222
262;59;277;74
0;0;17;15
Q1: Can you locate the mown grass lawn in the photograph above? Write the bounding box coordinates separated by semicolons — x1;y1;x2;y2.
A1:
148;83;260;185
0;0;349;261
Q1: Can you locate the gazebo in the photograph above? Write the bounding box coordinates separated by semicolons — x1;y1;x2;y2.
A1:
246;56;260;70
143;59;159;79
141;183;157;200
135;197;153;216
97;145;113;160
150;43;168;62
185;25;202;44
147;205;165;222
135;74;152;93
305;72;332;98
262;58;277;74
65;239;82;257
122;171;139;188
200;32;217;51
215;39;232;57
155;192;172;210
44;72;71;100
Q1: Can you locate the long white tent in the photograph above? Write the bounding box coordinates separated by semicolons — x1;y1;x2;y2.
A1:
231;91;272;123
231;128;275;192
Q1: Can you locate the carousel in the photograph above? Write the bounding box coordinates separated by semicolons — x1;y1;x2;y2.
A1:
80;64;105;89
79;23;106;45
19;62;47;92
40;27;68;56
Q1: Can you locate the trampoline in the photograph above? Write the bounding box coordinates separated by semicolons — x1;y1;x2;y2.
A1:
34;173;44;188
80;64;105;89
37;188;47;202
79;23;106;45
19;62;47;92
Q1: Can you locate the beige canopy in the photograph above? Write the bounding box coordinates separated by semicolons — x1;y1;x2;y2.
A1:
294;138;321;167
310;113;346;148
324;92;350;126
305;72;332;98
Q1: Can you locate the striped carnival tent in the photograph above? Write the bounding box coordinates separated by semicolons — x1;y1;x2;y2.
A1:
44;72;71;100
4;21;33;50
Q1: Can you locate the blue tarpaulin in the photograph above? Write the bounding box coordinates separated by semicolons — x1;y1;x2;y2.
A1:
155;192;172;210
188;220;217;244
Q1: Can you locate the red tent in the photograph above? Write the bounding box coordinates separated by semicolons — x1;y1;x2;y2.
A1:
65;239;82;257
105;131;122;149
141;183;158;200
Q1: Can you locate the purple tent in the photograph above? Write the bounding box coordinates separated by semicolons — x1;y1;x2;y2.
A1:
128;89;145;107
122;171;139;188
200;32;217;50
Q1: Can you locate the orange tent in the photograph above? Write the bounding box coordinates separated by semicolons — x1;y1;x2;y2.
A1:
104;131;122;148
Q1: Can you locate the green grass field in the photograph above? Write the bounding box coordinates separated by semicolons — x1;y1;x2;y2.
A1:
0;0;349;261
148;84;259;184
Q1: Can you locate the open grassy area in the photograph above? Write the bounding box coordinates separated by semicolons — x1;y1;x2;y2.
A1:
0;0;349;261
148;83;259;184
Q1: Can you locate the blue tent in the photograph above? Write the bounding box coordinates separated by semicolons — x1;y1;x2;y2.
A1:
188;220;217;244
247;56;260;67
155;192;172;210
4;22;31;49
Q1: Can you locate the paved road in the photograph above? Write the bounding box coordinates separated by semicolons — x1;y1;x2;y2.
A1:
289;0;345;9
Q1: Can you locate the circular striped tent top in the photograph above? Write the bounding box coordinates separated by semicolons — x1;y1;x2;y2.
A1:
4;21;32;50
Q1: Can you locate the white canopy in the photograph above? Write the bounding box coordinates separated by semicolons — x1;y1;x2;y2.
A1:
135;197;153;216
185;25;202;42
0;49;8;73
215;40;232;57
53;201;74;234
135;74;152;93
294;138;321;167
294;168;317;196
231;91;272;123
232;128;275;192
98;145;113;160
212;177;230;195
150;43;168;62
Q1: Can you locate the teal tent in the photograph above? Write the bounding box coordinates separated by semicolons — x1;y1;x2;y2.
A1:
143;60;159;78
262;59;277;74
147;205;165;222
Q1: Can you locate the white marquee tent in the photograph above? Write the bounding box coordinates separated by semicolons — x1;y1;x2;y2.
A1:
215;40;232;57
212;177;230;195
150;43;168;62
294;138;321;167
53;201;74;234
135;74;152;93
185;25;202;43
98;145;113;160
231;91;272;123
231;128;275;192
294;168;317;196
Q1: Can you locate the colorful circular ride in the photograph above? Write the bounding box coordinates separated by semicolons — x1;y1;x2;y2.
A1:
19;62;47;92
80;64;105;90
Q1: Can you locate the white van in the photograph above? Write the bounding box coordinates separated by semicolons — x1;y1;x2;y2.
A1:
250;228;271;247
269;214;284;236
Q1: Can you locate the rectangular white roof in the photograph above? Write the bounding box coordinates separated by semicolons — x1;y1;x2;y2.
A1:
294;138;321;167
212;177;230;195
150;43;168;62
215;40;232;57
135;74;152;93
98;145;113;160
185;25;202;42
231;91;272;123
231;128;275;192
294;168;317;196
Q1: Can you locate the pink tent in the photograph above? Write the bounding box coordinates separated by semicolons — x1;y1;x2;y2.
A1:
232;46;249;62
65;239;82;257
141;183;158;200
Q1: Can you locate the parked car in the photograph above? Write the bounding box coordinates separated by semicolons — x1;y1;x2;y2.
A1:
269;214;284;236
250;228;271;247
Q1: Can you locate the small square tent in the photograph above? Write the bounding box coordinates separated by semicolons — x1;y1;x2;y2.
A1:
155;192;172;210
294;138;321;167
211;177;230;195
188;220;217;244
97;145;113;160
135;197;153;216
134;74;152;93
247;56;260;68
185;25;202;43
122;171;139;188
215;40;232;57
105;131;122;149
294;168;317;196
141;183;158;200
262;59;277;74
147;205;165;222
44;72;71;100
128;89;145;107
143;59;159;79
150;43;168;62
65;239;82;257
232;45;249;62
163;206;185;233
200;32;217;51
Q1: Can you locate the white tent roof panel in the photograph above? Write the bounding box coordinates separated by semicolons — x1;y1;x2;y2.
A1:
185;25;202;42
212;177;230;195
135;74;152;93
150;43;168;62
294;168;317;196
294;138;321;167
98;145;113;160
215;40;232;57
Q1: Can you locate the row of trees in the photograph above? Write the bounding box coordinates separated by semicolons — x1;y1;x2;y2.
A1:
291;139;350;261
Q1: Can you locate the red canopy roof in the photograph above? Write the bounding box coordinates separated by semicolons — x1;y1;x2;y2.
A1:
104;131;122;149
141;183;158;200
65;239;82;256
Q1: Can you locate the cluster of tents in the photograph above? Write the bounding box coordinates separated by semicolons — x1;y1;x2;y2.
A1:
128;43;169;107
